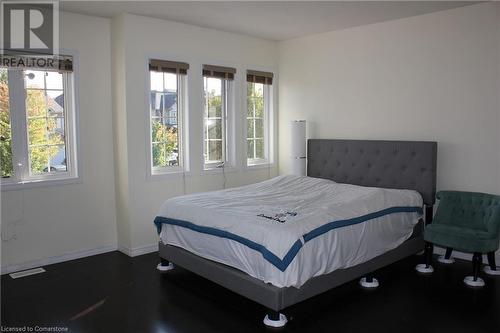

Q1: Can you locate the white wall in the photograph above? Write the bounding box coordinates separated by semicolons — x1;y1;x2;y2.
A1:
279;2;500;260
112;14;279;255
279;2;500;195
1;12;117;273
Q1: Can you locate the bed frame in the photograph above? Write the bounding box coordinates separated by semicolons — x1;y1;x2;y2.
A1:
157;139;437;326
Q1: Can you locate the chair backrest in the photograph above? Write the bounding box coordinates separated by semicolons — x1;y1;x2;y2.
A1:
434;191;500;236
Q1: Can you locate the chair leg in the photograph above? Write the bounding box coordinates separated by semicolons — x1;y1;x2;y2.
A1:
438;247;455;264
415;242;434;274
484;252;500;276
464;252;485;287
473;253;482;280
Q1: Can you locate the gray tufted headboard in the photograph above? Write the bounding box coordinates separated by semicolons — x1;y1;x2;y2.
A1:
307;139;437;206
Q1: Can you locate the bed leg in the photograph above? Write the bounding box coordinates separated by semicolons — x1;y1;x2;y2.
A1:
415;242;434;274
438;247;455;264
157;257;174;272
359;274;379;288
263;310;287;328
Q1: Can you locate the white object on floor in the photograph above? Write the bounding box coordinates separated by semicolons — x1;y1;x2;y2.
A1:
9;267;46;279
157;262;174;272
415;264;434;274
263;313;287;328
438;255;455;264
484;266;500;276
359;277;379;288
159;175;423;288
463;276;485;287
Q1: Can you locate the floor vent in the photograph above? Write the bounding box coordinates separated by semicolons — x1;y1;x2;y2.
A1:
9;267;46;279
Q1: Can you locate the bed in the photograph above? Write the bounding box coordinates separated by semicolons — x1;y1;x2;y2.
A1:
154;139;437;327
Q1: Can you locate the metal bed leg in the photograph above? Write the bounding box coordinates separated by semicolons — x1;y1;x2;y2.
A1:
157;257;175;272
484;252;500;276
438;247;455;264
359;273;379;288
263;309;287;328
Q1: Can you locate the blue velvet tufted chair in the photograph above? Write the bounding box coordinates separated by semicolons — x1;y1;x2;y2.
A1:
416;191;500;287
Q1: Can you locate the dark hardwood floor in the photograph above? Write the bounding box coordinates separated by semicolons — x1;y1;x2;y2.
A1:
2;251;500;333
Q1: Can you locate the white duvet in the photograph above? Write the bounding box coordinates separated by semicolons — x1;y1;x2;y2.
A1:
156;175;423;288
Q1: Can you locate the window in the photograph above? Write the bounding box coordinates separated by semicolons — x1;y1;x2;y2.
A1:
202;65;235;169
149;59;189;174
246;70;273;166
0;55;77;187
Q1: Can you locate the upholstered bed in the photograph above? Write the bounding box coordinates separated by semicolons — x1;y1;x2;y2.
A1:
155;139;437;327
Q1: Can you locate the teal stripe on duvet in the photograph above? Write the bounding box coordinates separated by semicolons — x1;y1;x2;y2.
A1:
154;206;423;272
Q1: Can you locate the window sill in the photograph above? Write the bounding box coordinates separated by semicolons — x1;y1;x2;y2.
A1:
245;162;275;170
202;165;238;175
1;176;82;191
148;169;192;181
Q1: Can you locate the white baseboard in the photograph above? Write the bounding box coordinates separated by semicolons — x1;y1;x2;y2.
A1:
434;246;500;264
1;244;118;275
118;243;158;257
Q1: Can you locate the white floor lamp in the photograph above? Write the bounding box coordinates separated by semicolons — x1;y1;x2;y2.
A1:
290;120;306;176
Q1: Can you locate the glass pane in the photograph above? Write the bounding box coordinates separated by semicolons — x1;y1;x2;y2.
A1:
208;119;221;139
28;118;48;145
164;73;177;91
150;92;162;118
164;91;177;119
150;71;163;91
247;139;254;159
30;144;65;174
208;140;222;162
30;145;47;174
254;83;264;96
247;119;254;139
255;119;264;138
25;70;45;89
247;97;254;118
47;90;64;117
48;145;67;172
151;118;168;143
205;77;222;117
254;96;264;118
255;139;264;159
26;89;47;117
247;82;254;98
45;71;63;90
48;129;65;145
152;142;165;167
0;68;13;178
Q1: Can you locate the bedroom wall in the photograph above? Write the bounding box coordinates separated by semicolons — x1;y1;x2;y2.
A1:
278;2;500;259
1;12;118;273
112;14;279;255
279;2;500;195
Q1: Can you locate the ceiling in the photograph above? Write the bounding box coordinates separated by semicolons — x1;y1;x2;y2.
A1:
60;1;479;41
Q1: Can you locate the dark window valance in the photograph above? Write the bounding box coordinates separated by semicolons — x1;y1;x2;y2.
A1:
149;59;189;75
247;70;273;85
202;64;236;80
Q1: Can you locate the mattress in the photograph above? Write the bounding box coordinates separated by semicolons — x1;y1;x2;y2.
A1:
155;175;423;288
